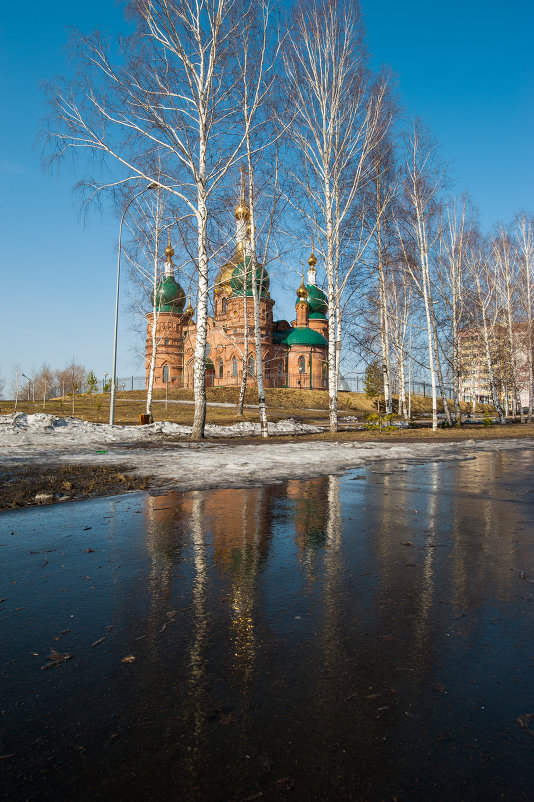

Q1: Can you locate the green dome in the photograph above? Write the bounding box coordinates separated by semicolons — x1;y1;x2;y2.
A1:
230;256;270;297
152;275;186;313
273;327;328;347
306;284;328;318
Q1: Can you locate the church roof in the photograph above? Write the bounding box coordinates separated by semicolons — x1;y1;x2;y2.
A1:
273;327;328;347
152;275;186;313
230;257;270;297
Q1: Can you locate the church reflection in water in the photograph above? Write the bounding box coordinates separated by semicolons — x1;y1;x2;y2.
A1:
118;450;534;800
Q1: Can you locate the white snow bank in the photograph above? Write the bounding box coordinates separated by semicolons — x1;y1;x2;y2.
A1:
0;412;322;448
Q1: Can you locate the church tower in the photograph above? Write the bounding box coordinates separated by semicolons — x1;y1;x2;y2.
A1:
145;234;191;389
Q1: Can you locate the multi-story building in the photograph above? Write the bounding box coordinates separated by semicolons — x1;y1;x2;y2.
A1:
459;324;532;409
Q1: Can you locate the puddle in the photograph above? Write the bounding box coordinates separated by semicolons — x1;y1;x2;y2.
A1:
1;450;534;800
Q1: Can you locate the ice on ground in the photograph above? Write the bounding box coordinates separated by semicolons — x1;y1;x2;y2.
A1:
1;413;533;495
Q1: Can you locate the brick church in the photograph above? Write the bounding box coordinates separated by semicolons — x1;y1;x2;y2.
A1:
145;189;329;391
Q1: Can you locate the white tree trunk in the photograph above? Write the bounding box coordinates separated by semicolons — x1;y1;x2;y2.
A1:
192;188;208;440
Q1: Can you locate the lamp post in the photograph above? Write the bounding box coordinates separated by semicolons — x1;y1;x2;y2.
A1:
110;182;158;426
22;373;32;403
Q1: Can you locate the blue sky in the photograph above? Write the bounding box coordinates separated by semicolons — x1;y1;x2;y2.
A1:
1;0;532;387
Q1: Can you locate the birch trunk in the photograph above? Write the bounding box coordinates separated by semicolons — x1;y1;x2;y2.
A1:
191;185;208;440
237;284;249;416
429;300;452;425
475;273;505;422
247;158;269;439
145;192;162;422
517;216;534;421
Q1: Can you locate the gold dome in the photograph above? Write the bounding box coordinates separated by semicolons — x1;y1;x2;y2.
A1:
235;201;250;221
184;296;194;317
296;275;308;300
308;249;317;268
165;231;175;260
215;262;235;295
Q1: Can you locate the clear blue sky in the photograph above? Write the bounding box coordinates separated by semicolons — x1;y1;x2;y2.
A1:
1;0;532;388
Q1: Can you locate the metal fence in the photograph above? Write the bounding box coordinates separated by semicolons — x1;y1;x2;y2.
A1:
114;376;147;392
108;373;452;398
338;374;454;399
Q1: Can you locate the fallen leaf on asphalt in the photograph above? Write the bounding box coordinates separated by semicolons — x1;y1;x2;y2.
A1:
41;650;73;670
121;655;136;664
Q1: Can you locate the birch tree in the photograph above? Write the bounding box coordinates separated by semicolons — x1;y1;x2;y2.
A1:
398;120;449;430
514;214;534;421
436;197;472;423
468;239;506;422
284;0;389;431
492;228;523;420
46;0;253;438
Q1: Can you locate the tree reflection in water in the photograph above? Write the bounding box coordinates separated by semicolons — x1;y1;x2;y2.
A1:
2;450;534;801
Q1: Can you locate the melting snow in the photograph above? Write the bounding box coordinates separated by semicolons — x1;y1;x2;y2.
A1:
1;413;533;494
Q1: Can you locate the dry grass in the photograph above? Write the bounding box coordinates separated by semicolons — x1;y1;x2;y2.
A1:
1;387;491;428
0;464;158;509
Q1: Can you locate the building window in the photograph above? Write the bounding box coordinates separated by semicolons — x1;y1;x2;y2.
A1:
162;365;169;383
164;339;169;345
248;355;255;376
232;356;238;376
278;361;283;376
322;361;328;377
298;356;306;374
218;359;224;379
222;298;227;313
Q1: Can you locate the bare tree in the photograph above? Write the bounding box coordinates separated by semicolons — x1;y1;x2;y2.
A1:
514;214;534;421
492;227;523;420
36;363;55;409
397;119;448;431
46;0;256;438
436;197;473;423
284;0;389;431
468;239;506;422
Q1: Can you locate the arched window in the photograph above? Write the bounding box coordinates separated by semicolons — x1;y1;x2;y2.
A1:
248;355;255;376
322;361;328;377
232;356;238;376
162;365;169;383
298;356;306;374
222;298;227;313
278;361;283;376
218;359;224;379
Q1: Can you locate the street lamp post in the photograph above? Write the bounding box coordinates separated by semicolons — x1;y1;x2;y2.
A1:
110;183;158;426
22;373;32;403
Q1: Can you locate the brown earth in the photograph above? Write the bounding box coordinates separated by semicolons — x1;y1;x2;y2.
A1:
0;464;161;510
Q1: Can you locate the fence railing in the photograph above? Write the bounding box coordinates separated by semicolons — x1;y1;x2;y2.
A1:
101;373;453;398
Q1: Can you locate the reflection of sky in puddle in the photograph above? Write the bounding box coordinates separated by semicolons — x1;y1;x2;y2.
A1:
2;450;534;800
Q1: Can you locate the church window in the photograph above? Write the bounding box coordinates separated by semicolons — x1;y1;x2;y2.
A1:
278;361;283;376
222;298;227;313
298;356;306;374
248;356;255;376
162;365;169;383
322;361;328;377
164;339;169;345
232;356;238;376
218;359;224;379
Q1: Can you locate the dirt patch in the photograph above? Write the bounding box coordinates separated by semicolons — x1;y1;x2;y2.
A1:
0;464;159;510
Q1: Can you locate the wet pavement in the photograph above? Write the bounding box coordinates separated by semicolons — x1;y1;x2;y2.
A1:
2;449;534;801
